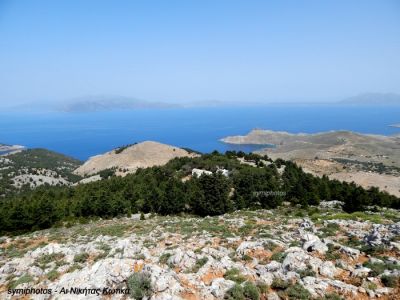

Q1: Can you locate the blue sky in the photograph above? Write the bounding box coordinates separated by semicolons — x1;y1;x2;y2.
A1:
0;0;399;104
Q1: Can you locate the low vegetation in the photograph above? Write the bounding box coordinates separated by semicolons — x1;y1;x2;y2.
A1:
127;272;152;299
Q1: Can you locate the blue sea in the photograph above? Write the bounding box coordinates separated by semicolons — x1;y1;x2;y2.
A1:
1;105;399;161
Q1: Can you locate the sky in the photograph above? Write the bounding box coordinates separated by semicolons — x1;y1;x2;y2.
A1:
0;0;400;105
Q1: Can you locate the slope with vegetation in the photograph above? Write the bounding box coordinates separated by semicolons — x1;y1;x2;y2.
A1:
0;151;398;235
0;148;82;197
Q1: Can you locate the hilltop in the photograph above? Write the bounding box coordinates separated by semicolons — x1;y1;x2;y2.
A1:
74;141;198;176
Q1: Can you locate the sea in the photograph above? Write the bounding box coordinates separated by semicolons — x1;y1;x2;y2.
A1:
0;105;399;161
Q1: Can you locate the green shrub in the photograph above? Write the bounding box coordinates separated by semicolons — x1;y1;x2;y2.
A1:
47;269;60;281
127;272;152;299
243;282;260;300
381;275;398;288
191;257;208;273
365;282;377;291
362;261;385;276
322;293;343;300
242;254;252;261
363;260;400;276
270;252;286;263
224;268;247;284
360;244;385;255
255;281;268;294
35;253;65;269
298;266;316;278
224;283;245;300
73;252;89;263
271;278;289;290
66;263;82;273
159;253;172;265
283;283;311;300
321;223;341;237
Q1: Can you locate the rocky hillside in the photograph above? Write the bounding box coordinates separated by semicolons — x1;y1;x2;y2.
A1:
1;203;399;299
74;141;198;176
221;129;400;197
221;130;400;165
0;149;82;197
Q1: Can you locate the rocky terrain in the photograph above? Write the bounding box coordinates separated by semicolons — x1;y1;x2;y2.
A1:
221;129;400;197
1;202;399;299
74;141;198;177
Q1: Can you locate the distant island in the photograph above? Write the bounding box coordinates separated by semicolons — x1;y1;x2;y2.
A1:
390;123;400;128
58;95;181;112
339;92;400;105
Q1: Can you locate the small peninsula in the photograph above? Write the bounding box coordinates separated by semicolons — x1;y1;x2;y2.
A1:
221;129;400;197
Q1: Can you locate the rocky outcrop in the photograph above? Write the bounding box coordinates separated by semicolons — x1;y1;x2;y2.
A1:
1;208;399;299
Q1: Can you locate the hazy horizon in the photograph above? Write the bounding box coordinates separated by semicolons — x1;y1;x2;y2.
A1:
1;0;400;105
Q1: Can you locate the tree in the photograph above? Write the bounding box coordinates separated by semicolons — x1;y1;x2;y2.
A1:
190;173;231;216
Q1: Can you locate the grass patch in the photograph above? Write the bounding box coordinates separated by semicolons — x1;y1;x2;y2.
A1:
73;252;89;263
319;293;343;300
8;274;33;289
66;263;82;273
35;253;65;269
313;212;383;224
86;224;131;237
190;257;208;273
360;244;385;255
320;223;341;237
325;243;341;260
224;268;247;284
46;269;60;281
270;252;286;263
298;266;316;278
159;253;172;265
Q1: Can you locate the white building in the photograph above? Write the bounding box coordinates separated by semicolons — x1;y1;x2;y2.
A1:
191;168;230;178
216;168;230;177
192;168;213;177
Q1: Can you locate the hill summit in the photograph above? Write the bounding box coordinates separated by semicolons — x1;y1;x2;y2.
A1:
74;141;198;176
